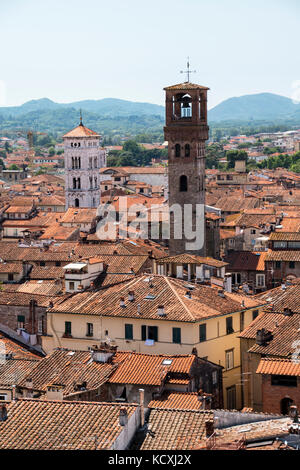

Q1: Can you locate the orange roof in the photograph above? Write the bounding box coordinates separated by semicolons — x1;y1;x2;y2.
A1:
108;352;195;386
63;124;100;138
148;391;203;411
257;358;300;376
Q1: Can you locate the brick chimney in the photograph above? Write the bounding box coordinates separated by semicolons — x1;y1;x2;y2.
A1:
28;299;37;334
139;388;145;427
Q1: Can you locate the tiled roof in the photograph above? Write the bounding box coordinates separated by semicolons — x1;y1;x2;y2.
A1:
157;254;227;268
266;251;300;262
0;263;23;274
164;82;209;91
248;313;300;357
224;251;266;272
140;409;213;450
29;266;65;280
269;232;300;241
0;333;41;360
235;213;276;228
0;399;137;450
63;124;100;138
6;280;63;296
256;284;300;314
108;352;195;386
148;392;203;410
18;350;116;395
61;208;97;224
0;358;39;387
49;275;263;323
256;358;300;376
0;291;65;307
239;312;286;339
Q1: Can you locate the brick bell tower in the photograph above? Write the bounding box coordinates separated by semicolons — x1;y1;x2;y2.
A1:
164;70;209;256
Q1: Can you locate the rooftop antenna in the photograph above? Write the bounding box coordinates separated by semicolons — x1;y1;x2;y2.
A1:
180;57;196;83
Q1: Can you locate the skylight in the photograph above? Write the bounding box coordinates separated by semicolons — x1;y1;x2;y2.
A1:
162;359;172;365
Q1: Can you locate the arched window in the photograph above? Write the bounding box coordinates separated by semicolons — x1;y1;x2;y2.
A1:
185;144;190;157
75;198;80;208
175;144;181;158
89;177;93;189
77;178;81;189
73;177;76;189
78;157;81;169
71;157;74;169
94;157;97;168
179;175;188;192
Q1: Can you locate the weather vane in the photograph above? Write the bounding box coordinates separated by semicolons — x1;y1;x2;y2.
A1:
180;57;196;83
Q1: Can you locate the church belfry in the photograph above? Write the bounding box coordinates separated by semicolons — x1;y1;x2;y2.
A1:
63;116;106;209
164;74;209;255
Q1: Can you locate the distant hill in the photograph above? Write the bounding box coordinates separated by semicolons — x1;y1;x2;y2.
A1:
0;97;165;118
208;92;300;122
1;93;300;138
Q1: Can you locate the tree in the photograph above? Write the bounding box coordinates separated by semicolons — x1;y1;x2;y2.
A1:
48;147;55;156
8;164;20;170
226;150;248;169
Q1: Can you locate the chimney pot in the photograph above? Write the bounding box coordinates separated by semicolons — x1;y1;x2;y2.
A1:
119;407;128;427
157;305;166;316
120;297;126;308
128;291;135;302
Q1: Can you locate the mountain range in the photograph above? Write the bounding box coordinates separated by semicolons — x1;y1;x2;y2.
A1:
1;93;300;136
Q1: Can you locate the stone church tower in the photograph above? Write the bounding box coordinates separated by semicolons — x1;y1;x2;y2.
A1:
164;81;209;255
63;117;106;209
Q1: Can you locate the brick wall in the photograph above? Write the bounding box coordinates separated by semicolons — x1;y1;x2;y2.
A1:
261;374;300;414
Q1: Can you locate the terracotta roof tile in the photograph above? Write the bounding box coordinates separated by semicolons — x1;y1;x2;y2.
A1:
257;358;300;376
0;399;137;449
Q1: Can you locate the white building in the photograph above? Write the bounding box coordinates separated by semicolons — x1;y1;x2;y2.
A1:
63;118;106;209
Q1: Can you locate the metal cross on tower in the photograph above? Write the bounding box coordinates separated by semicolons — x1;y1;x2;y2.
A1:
180;57;196;83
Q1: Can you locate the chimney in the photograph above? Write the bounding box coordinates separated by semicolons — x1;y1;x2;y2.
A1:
139;388;145;427
185;290;192;299
25;378;33;389
120;297;126;308
241;300;245;309
137;304;142;315
91;343;117;363
46;384;65;401
28;299;37;334
0;404;7;422
284;307;293;316
119;407;128;427
205;420;214;438
256;328;273;346
217;289;225;298
128;291;135;302
12;385;16;401
157;305;166;317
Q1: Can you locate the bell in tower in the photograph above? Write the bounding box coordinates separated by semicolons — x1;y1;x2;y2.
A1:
163;67;209;256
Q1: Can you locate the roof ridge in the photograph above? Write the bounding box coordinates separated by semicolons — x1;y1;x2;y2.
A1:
164;277;195;321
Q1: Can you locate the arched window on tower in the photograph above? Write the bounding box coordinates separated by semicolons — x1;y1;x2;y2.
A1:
94;176;97;188
179;175;188;192
77;178;81;189
72;157;74;169
75;157;78;169
73;177;76;189
75;198;80;208
89;177;93;189
78;157;81;169
185;144;190;157
175;144;181;158
94;157;97;168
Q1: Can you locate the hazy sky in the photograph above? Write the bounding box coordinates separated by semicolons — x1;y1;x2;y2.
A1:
1;0;300;109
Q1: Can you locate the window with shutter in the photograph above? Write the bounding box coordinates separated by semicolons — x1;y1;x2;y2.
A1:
125;324;133;340
172;327;181;344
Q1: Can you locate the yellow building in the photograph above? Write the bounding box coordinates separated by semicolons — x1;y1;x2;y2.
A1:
42;275;266;409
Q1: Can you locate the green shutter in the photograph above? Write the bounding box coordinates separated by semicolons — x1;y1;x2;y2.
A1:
172;327;181;344
65;321;71;335
141;325;146;341
125;324;133;340
17;315;25;323
152;326;158;342
199;324;206;342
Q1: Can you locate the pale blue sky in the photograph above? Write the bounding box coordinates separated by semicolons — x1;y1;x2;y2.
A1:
1;0;299;108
